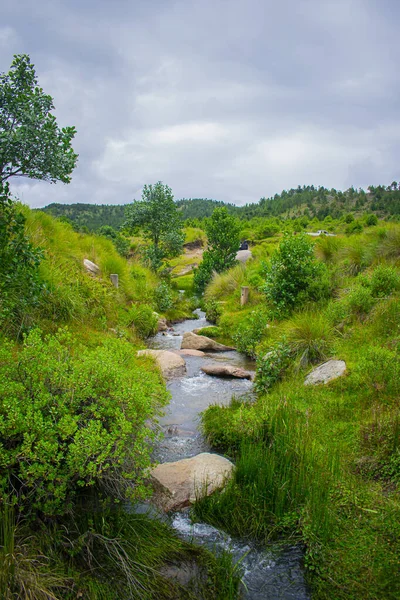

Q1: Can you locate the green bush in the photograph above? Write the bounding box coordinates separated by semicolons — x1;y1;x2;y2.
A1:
0;190;43;336
354;346;400;400
344;285;376;318
127;304;158;338
154;281;173;312
203;298;222;323
263;233;327;314
369;265;400;297
232;308;270;358
254;340;292;393
0;329;168;515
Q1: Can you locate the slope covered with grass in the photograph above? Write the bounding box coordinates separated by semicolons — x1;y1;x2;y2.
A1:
195;225;400;599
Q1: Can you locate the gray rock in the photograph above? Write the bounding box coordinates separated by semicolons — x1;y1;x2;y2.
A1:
201;364;253;380
137;349;186;379
174;349;206;357
304;360;346;385
83;258;100;275
236;249;252;262
150;452;234;512
181;331;235;352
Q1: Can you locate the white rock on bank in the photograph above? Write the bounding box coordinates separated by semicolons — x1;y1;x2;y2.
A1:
83;258;100;275
150;453;234;512
137;349;186;379
304;360;346;386
181;331;235;352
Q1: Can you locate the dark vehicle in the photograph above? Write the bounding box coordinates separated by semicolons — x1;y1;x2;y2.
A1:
239;240;249;250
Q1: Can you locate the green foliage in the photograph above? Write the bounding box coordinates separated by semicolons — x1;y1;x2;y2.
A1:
0;185;42;336
98;225;130;257
204;264;246;301
354;346;400;400
154;281;173;312
368;264;400;297
254;340;292;393
127;304;158;338
263;233;328;314
203;297;223;323
284;311;335;368
343;285;376;319
125;182;184;270
232;308;270;358
365;214;378;226
0;55;77;184
194;208;240;294
0;328;168;515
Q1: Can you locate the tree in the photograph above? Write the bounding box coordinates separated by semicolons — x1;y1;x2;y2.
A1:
124;181;184;270
0;54;78;184
194;207;240;294
263;233;328;314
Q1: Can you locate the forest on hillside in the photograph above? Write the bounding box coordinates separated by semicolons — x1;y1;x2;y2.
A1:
39;183;400;231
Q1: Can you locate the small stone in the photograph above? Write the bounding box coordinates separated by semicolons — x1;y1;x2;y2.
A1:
304;360;346;386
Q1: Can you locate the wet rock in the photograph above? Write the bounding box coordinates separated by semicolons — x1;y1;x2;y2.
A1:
83;258;100;275
181;331;235;352
159;560;206;592
150;452;234;512
201;364;253;380
174;349;205;357
157;317;168;332
137;349;186;379
304;360;346;385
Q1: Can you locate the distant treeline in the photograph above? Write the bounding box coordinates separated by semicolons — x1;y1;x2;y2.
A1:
38;183;400;231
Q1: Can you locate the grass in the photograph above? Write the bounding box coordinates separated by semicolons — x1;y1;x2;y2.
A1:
195;226;400;599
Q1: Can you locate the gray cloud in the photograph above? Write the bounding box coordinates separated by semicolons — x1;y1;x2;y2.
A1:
1;0;399;208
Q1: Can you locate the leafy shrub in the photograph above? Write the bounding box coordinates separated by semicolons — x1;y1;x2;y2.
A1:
0;329;168;515
369;265;400;297
154;281;173;312
263;233;327;314
344;285;375;318
0;189;42;336
127;304;158;338
365;214;378;227
359;415;400;484
284;311;335;368
254;340;292;393
233;308;271;358
204;297;222;323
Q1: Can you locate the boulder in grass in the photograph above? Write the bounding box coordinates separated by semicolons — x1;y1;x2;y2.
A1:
181;331;235;352
150;452;234;512
304;360;346;386
83;258;100;275
201;364;253;380
137;349;186;379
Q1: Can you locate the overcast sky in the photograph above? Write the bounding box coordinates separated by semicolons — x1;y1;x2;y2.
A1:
1;0;399;208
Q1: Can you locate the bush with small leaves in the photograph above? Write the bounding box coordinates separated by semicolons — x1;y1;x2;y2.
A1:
154;281;173;312
369;265;400;298
0;328;168;516
233;308;271;358
127;304;158;338
254;340;292;393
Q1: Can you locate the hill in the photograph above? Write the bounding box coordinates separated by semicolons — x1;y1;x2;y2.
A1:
39;183;400;231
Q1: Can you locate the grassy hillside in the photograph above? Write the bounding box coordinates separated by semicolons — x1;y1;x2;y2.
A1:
0;205;240;599
193;225;400;599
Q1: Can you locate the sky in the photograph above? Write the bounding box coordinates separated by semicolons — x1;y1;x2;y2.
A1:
1;0;399;208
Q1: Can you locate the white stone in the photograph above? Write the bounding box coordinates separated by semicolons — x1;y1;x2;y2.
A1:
83;258;100;275
304;360;346;385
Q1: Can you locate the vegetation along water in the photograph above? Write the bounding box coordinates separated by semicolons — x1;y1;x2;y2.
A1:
1;53;400;599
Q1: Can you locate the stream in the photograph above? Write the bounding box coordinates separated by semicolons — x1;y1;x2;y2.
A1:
148;310;310;600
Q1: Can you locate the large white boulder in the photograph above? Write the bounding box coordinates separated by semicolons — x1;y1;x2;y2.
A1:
304;360;346;385
236;249;252;263
83;258;100;275
150;453;234;512
137;349;186;379
181;332;235;352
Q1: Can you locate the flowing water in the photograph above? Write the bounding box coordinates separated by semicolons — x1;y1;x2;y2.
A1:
149;310;310;599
